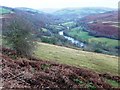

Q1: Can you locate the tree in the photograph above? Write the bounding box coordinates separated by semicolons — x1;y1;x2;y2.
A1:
4;17;36;57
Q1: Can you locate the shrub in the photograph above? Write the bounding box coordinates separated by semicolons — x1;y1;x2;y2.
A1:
94;48;102;53
4;17;36;57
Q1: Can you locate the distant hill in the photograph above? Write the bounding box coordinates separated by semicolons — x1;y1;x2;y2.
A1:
53;7;115;21
77;11;119;40
38;8;59;13
1;6;56;36
16;7;44;14
0;6;14;14
80;11;118;22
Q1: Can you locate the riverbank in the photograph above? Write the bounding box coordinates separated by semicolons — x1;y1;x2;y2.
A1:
59;31;85;48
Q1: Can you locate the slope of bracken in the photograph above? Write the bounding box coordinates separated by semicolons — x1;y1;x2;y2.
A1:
87;23;119;39
81;11;118;22
0;48;120;89
79;11;119;40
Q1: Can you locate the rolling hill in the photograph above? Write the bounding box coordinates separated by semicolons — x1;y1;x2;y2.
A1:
77;11;119;40
1;6;56;37
16;7;44;14
80;11;118;22
1;6;120;89
35;42;119;76
53;7;115;21
0;6;14;14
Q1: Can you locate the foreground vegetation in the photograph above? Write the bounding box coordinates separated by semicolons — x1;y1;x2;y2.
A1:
35;42;119;76
1;47;120;88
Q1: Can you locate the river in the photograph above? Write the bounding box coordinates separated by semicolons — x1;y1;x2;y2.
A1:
58;31;85;48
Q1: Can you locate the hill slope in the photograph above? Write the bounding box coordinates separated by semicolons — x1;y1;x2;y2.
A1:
35;43;119;76
53;7;115;21
1;6;57;38
1;49;120;89
0;6;14;14
78;11;119;39
80;11;118;22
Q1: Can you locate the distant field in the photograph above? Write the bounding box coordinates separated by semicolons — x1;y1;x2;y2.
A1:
68;27;118;47
35;42;119;75
49;25;64;33
0;8;13;14
62;21;76;27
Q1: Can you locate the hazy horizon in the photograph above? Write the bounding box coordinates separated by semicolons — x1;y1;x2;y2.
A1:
0;0;119;10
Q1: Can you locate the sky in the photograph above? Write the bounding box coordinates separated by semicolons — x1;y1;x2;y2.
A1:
0;0;119;9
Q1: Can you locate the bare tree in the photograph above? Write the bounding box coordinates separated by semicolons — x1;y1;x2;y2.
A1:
4;16;36;57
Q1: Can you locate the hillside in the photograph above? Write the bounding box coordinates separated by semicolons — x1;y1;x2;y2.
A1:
78;11;119;40
16;7;44;14
53;7;115;21
1;5;120;89
1;47;120;89
1;6;55;34
0;6;14;14
35;43;119;76
80;11;118;22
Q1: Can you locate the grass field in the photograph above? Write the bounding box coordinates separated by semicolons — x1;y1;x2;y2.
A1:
68;27;118;47
0;8;13;14
49;25;64;31
35;42;119;76
62;21;76;27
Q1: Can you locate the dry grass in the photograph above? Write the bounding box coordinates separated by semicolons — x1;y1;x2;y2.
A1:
35;42;119;76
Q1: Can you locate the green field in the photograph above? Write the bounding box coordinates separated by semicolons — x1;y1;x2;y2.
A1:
49;25;64;32
35;42;119;76
68;27;118;47
62;21;76;27
0;8;13;14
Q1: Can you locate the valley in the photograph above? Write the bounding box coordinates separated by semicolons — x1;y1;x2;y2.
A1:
1;6;119;56
1;5;120;89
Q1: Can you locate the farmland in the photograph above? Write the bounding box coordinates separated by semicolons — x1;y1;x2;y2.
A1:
67;26;118;47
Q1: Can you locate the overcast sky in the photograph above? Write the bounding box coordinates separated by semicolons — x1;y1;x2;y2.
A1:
0;0;119;9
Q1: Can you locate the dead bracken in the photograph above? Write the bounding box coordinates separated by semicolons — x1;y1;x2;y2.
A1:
0;48;120;89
